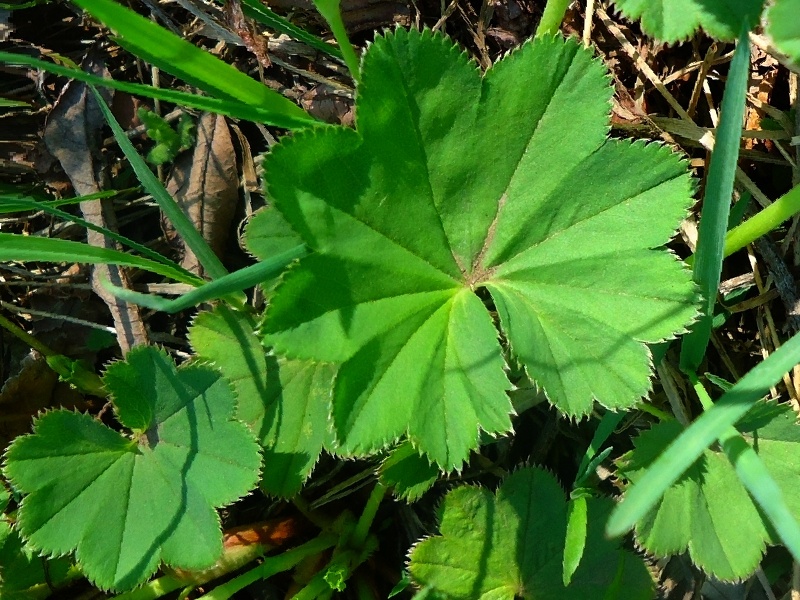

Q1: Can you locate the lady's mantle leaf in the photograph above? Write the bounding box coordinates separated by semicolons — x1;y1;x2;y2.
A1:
767;0;800;63
3;346;261;591
611;0;763;41
189;306;336;497
408;467;653;599
617;404;800;580
258;29;697;469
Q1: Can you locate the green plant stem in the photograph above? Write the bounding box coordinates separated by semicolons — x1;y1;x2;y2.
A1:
0;313;106;396
0;312;52;356
724;183;800;257
635;401;674;422
196;534;338;600
113;574;188;600
535;0;571;36
352;482;386;547
680;25;750;372
312;0;361;84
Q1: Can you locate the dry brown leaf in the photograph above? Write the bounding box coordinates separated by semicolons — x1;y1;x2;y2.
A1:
165;113;239;277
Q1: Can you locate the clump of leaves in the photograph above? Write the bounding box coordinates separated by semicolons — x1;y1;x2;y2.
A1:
3;346;261;591
408;467;654;599
611;0;800;65
617;401;800;580
249;28;699;472
610;0;764;41
138;108;195;165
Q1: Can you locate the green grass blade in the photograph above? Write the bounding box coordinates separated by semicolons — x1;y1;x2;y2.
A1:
680;26;750;372
574;411;625;486
607;328;800;538
311;0;361;83
91;87;230;283
0;188;121;212
104;244;307;313
69;0;316;129
236;0;343;59
721;432;800;560
2;196;197;281
691;373;800;560
0;51;317;127
725;183;800;257
0;234;195;283
536;0;572;36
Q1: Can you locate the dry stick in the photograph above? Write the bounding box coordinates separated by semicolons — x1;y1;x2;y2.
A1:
582;0;595;48
432;0;461;32
596;6;773;209
663;49;735;85
687;42;719;118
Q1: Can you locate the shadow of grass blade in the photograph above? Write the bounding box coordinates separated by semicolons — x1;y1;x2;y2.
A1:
70;0;317;130
607;328;800;538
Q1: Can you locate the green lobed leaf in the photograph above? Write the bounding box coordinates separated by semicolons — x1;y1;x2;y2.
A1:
408;467;653;599
3;346;261;591
767;0;800;63
189;306;335;496
379;441;440;502
257;30;698;469
617;403;800;580
610;0;764;41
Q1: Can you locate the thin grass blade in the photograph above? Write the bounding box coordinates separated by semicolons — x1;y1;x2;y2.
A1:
3;196;197;281
0;51;317;127
0;234;194;283
236;0;342;59
91;87;230;283
104;245;307;313
311;0;361;83
680;26;751;371
724;183;800;257
70;0;315;129
720;430;800;560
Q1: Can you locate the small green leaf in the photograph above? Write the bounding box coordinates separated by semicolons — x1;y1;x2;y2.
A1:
767;0;800;63
379;441;440;502
408;467;653;599
258;30;698;469
617;404;800;580
563;496;588;586
189;307;335;496
610;0;763;41
3;346;261;591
